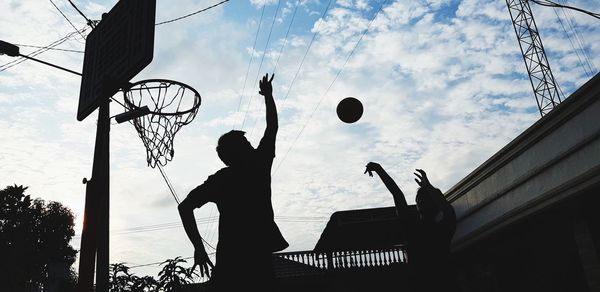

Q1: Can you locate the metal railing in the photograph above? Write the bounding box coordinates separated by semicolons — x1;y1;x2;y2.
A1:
273;246;407;277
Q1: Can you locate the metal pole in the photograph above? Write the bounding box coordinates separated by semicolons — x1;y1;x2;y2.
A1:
95;100;110;291
77;179;98;291
18;54;82;76
77;100;110;292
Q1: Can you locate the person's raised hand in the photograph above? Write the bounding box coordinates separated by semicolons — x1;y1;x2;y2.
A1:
364;162;382;177
259;73;275;96
192;246;214;278
414;169;431;188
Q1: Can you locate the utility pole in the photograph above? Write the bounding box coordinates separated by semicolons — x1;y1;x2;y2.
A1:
506;0;562;116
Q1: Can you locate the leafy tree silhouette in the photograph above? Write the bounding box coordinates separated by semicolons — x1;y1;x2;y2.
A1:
108;258;197;291
0;184;77;291
109;263;134;291
131;275;160;292
109;263;159;292
157;257;197;291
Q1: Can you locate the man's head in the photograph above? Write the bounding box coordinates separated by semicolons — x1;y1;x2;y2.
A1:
216;130;254;166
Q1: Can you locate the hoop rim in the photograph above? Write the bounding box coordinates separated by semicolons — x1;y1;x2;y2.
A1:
123;78;201;116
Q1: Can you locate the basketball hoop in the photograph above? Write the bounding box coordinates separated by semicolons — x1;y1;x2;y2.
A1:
122;79;201;168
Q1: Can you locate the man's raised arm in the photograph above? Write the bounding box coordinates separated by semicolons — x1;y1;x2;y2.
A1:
259;73;277;149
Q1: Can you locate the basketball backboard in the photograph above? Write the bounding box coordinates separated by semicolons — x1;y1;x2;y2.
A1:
77;0;156;121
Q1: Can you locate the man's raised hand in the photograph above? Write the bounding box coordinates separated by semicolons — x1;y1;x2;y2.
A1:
192;246;214;278
259;73;274;96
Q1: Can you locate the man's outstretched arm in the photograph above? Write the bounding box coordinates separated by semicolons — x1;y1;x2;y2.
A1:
364;162;409;213
259;73;277;150
178;196;213;277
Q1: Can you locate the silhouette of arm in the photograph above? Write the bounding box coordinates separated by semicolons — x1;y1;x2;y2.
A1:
178;187;214;277
259;73;277;154
178;197;205;250
365;162;408;212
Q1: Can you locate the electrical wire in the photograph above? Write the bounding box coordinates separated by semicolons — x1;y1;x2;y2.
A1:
68;0;96;28
272;0;300;76
71;214;326;251
71;215;327;239
0;27;87;72
274;0;388;175
155;0;231;26
77;211;327;271
157;164;181;204
246;0;301;140
153;167;218;249
278;0;334;107
49;0;87;40
552;7;592;77
156;164;218;248
204;204;218;246
235;4;267;129
558;0;597;73
0;30;84;70
241;0;283;130
11;44;84;53
128;254;212;269
529;0;600;20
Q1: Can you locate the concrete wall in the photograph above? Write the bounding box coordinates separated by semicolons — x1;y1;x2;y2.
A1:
446;74;600;251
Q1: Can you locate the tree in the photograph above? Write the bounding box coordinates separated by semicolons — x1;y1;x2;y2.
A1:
157;257;197;292
131;275;160;292
109;263;159;292
109;258;196;292
109;263;135;292
0;185;77;291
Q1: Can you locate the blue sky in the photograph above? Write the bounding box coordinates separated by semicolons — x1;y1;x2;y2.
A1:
1;0;599;280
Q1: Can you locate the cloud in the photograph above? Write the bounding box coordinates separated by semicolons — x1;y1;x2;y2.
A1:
1;0;599;276
250;0;280;8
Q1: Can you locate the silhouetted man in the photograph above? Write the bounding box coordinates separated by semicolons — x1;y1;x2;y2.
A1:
365;163;456;291
178;74;288;290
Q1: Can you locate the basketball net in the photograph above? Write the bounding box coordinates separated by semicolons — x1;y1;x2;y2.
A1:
122;79;202;204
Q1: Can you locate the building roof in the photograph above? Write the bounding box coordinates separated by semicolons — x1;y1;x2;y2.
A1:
314;206;418;252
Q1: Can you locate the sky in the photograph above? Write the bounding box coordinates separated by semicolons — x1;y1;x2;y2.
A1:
1;0;599;279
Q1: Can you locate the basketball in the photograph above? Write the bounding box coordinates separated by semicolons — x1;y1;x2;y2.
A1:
336;97;363;123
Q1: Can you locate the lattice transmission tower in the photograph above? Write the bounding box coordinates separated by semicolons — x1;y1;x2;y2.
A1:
506;0;562;117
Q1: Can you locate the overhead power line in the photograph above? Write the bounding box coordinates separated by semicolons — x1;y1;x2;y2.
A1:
72;215;327;238
552;7;593;77
12;43;84;53
246;0;301;140
278;0;334;107
275;0;388;174
155;0;231;26
556;0;597;74
68;0;96;28
49;0;86;40
235;3;267;128
127;253;215;269
241;0;283;130
157;164;181;204
0;27;87;72
529;0;600;20
272;0;300;76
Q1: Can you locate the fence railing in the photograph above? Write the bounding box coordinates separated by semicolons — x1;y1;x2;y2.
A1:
273;246;407;277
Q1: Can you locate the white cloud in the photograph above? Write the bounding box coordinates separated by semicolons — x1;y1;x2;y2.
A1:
2;0;599;277
250;0;280;8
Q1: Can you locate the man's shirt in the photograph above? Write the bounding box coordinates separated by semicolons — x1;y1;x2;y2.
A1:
185;136;288;255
